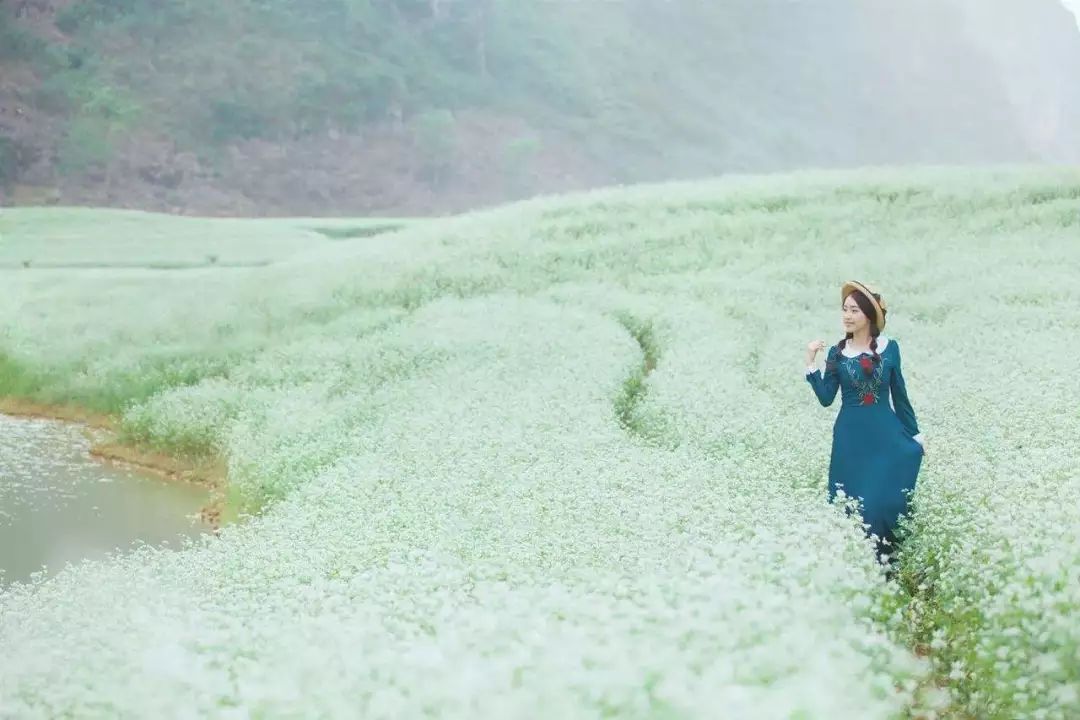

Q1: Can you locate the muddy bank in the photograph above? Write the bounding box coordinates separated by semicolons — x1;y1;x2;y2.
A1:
0;397;228;529
0;410;220;585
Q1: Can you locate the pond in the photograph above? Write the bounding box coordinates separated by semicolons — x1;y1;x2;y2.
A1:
0;413;213;586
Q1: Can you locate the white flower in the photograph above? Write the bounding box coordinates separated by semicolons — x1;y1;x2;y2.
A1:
3;169;1080;718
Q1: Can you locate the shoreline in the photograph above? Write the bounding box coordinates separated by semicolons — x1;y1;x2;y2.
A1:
0;397;229;530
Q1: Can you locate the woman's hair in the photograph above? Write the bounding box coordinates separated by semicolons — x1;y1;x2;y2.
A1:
830;290;887;370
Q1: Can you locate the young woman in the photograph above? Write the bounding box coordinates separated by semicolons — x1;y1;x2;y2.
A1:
805;281;925;565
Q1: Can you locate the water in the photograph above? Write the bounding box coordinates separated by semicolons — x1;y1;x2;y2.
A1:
0;413;212;585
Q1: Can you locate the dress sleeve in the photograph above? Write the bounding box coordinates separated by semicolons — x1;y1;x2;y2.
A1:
890;342;921;437
806;345;840;407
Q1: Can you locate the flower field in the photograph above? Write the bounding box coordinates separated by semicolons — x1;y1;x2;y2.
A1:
0;167;1077;718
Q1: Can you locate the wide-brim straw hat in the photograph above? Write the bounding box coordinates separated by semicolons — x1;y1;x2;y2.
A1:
841;280;887;330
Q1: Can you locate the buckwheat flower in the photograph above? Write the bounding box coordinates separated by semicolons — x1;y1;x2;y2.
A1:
2;169;1078;718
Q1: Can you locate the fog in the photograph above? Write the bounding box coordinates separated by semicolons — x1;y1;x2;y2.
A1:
2;0;1079;214
942;0;1080;162
1063;0;1080;27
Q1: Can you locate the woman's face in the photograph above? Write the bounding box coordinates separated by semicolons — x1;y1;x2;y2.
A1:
842;294;869;334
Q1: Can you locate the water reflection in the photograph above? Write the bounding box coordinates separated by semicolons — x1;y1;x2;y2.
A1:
0;413;212;585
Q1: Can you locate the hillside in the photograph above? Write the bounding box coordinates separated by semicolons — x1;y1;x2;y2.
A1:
1;0;1079;216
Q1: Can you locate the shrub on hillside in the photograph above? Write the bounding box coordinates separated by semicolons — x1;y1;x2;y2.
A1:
411;108;458;187
501;134;543;193
0;137;19;187
56;116;113;174
55;0;140;34
0;11;48;63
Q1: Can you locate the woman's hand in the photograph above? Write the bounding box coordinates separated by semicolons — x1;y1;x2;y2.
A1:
805;339;826;365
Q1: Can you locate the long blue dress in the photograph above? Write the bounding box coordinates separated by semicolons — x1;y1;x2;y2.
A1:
805;338;924;549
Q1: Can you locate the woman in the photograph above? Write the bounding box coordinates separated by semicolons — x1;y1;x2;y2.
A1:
805;281;925;565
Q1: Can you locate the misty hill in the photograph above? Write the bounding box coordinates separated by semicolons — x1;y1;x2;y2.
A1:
2;0;1079;216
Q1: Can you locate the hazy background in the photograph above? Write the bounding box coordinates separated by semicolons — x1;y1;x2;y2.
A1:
1063;0;1080;26
2;0;1079;216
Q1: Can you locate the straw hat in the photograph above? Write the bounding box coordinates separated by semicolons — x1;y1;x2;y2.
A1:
841;280;887;330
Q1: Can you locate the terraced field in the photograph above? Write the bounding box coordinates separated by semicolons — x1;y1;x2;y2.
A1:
1;167;1077;719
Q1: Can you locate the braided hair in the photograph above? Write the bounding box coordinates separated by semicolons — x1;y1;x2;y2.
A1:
830;289;887;371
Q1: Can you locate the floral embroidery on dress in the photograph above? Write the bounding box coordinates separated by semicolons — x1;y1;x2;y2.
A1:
841;351;886;405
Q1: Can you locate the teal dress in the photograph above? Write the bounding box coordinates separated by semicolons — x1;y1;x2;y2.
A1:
805;338;924;551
